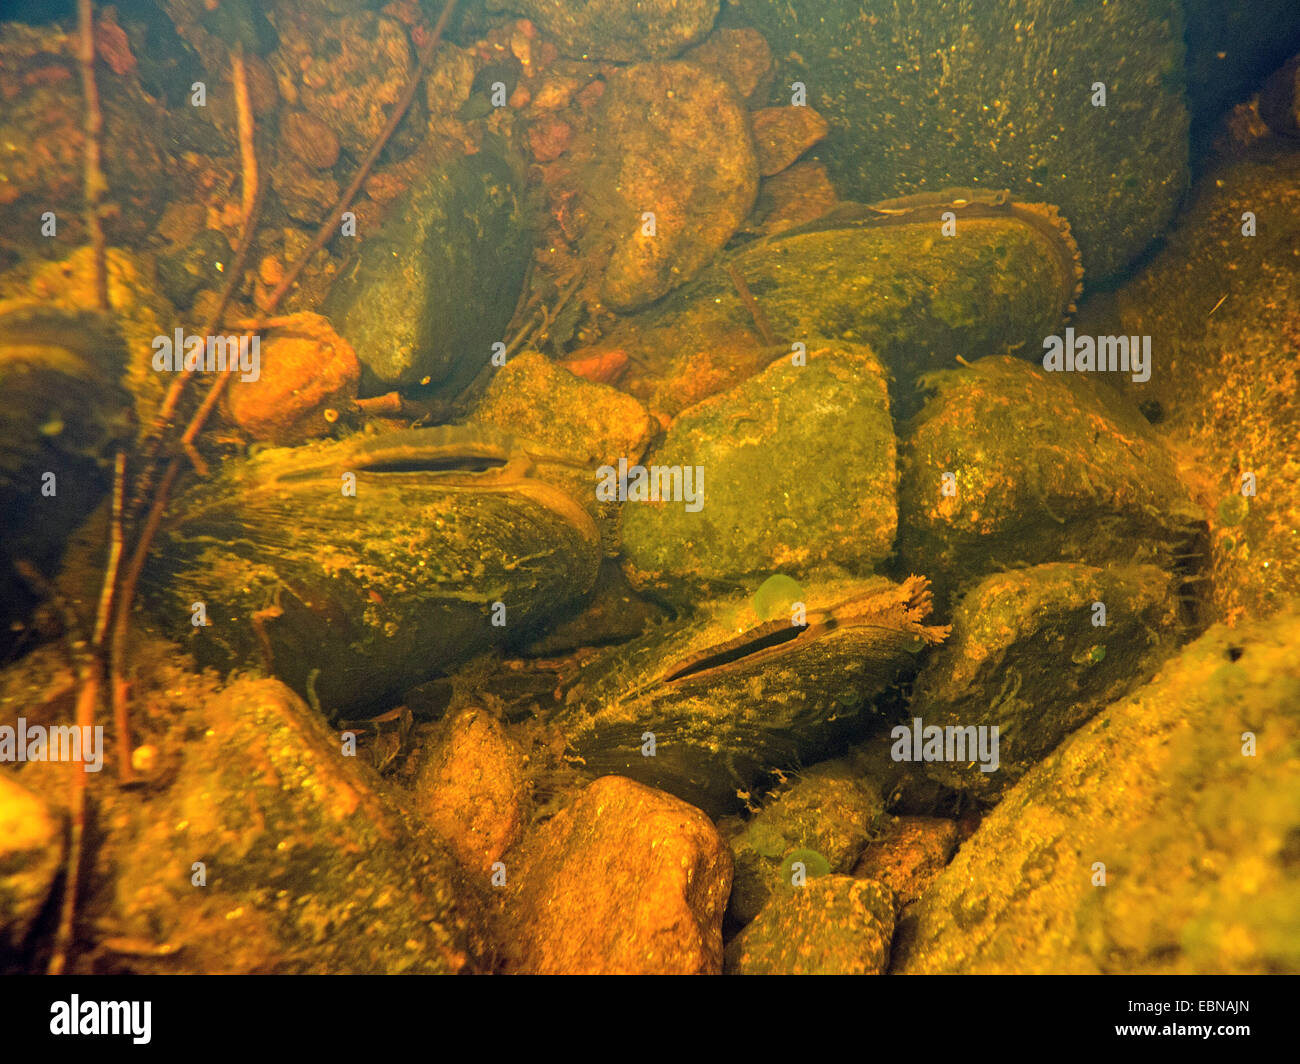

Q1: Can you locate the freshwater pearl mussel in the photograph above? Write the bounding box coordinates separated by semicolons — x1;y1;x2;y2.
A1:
556;574;949;816
142;426;602;713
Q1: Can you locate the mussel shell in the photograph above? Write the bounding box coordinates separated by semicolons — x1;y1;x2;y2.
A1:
143;427;602;713
0;304;130;652
556;575;947;816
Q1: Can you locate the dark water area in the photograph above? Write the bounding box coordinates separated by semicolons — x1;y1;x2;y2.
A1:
0;0;1297;984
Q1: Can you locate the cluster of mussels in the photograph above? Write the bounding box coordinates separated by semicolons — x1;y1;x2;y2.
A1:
117;186;1201;822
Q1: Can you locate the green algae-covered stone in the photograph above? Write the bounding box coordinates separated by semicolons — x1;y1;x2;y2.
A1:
142;427;601;714
725;875;894;975
556;575;947;817
897;355;1207;607
324;150;528;396
910;563;1179;801
734;0;1188;281
725;759;884;926
96;678;484;973
613;195;1081;419
895;607;1300;974
621;344;895;606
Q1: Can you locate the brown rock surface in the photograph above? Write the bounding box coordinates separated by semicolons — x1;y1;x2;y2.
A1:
852;816;958;910
591;62;758;311
502;775;732;974
725;875;894;975
412;708;528;877
750;106;830;176
223;312;359;444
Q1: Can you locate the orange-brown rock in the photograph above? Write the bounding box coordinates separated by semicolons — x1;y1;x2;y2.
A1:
528;115;574;162
281;109;341;170
758;160;839;235
223;312;359;445
593;62;758;311
852;816;958;909
725;876;894;975
502;776;732;974
683;27;773;105
412;707;528;877
751;105;830;176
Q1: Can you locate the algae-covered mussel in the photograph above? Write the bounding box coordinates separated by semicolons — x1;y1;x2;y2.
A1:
0;304;131;653
555;575;949;816
142;426;602;713
612;188;1085;419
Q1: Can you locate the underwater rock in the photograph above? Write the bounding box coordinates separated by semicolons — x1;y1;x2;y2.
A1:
755;160;838;235
612;191;1082;420
750;105;829;176
0;304;132;652
223;312;360;445
895;608;1300;974
1182;3;1300;148
488;0;719;62
724;875;894;975
1076;146;1300;625
620;344;895;606
724;759;884;927
501;775;731;974
592;61;758;311
0;772;63;962
473;350;655;473
155;230;233;311
740;0;1188;282
0;23;171;259
411;707;529;877
1259;54;1300;138
555;576;947;817
141;426;602;714
682;26;773;105
910;563;1179;801
271;156;341;226
280;108;341;170
325;151;529;396
94;678;483;974
897;356;1207;608
268;9;417;157
852;816;958;911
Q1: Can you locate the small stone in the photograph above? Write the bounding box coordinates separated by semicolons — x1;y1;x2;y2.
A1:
411;707;528;876
852;816;958;909
726;759;883;927
0;772;63;956
223;312;360;445
725;876;894;975
528;115;573;162
683;27;773;104
473;350;654;470
750;105;830;176
756;160;838;235
281;109;341;170
487;0;720;62
502;776;732;974
592;61;758;311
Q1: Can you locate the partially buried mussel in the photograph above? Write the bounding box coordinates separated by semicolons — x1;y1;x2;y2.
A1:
555;574;949;816
143;426;602;713
0;304;131;653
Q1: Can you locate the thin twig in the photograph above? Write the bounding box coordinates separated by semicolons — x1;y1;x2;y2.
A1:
231;43;258;228
725;262;777;346
77;0;109;311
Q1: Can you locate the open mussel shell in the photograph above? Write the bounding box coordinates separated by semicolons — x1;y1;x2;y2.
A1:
142;426;602;714
555;575;948;816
